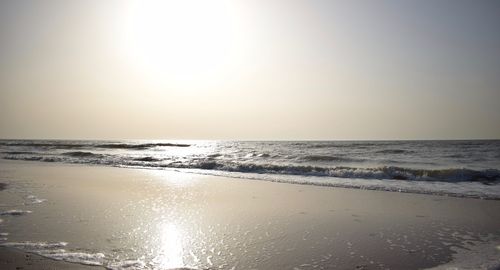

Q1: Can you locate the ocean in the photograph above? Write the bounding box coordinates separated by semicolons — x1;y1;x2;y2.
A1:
1;140;499;199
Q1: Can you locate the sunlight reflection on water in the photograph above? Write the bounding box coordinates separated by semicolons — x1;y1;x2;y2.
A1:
146;169;200;187
153;222;185;269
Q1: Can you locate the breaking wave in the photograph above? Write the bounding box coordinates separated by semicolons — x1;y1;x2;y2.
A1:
167;162;500;183
3;154;500;184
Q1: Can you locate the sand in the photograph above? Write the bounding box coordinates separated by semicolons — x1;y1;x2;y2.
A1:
0;247;104;270
0;159;499;269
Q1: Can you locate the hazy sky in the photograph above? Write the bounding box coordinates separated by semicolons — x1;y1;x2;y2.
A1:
1;0;499;140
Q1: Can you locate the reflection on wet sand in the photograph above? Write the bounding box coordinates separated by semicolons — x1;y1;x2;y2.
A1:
154;223;184;269
1;161;500;269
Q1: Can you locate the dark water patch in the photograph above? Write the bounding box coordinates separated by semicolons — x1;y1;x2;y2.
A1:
375;149;414;154
446;154;465;158
133;157;160;162
4;156;43;161
0;142;88;149
2;151;40;155
63;151;103;158
0;210;32;216
95;143;190;149
0;141;190;150
301;155;361;162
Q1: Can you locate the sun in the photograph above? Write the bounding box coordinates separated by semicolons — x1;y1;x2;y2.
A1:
116;0;239;87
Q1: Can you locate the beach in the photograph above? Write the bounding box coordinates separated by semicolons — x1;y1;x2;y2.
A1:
0;246;105;270
0;159;499;269
2;0;500;268
2;0;499;267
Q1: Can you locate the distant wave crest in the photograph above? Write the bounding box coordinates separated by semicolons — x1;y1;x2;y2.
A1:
94;143;190;149
0;141;190;150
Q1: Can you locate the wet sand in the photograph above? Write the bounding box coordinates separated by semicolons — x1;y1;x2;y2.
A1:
0;247;104;270
0;160;499;269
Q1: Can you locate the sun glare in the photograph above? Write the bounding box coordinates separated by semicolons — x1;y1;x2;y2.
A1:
154;222;185;269
116;0;240;87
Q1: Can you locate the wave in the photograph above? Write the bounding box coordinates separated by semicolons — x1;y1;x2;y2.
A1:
0;142;88;149
94;143;190;149
0;141;190;150
1;241;68;249
3;151;40;155
5;156;44;161
4;152;500;183
375;149;414;154
0;209;32;216
306;142;379;149
133;156;160;162
62;151;103;158
167;162;500;183
300;155;362;162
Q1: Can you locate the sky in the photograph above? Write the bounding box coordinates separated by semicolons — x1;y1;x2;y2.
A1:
1;0;499;140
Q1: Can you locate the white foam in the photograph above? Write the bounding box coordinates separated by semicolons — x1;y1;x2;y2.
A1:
0;233;9;241
30;199;46;204
0;209;32;216
26;195;47;204
40;251;106;266
179;168;500;199
0;237;147;269
426;239;500;270
108;259;147;270
1;241;68;249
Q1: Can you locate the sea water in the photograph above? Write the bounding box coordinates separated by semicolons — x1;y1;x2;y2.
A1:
1;140;499;199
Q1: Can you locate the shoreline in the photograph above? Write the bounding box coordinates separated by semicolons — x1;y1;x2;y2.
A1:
1;160;499;269
2;158;499;201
